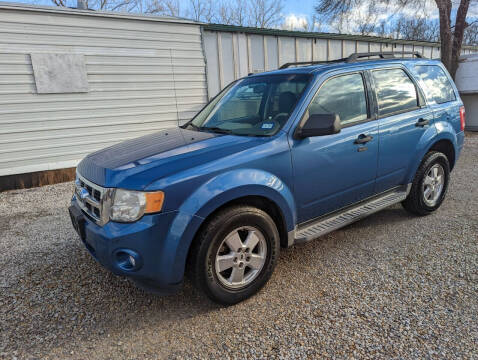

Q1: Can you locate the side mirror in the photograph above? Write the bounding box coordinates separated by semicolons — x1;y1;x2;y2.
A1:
296;113;341;138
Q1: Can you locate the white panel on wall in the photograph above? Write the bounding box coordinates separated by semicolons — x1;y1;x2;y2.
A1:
403;44;413;56
296;38;312;62
455;54;478;93
314;39;327;61
265;36;278;70
250;34;265;72
369;42;381;53
393;44;404;57
219;32;235;86
31;53;88;93
343;40;356;57
236;33;248;78
279;37;295;66
381;42;392;52
357;41;368;53
423;46;433;58
329;40;342;60
0;4;207;176
203;31;220;98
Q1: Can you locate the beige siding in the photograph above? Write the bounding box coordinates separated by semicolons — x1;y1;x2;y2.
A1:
0;4;207;177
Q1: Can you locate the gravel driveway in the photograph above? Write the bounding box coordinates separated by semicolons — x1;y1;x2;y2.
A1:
1;133;477;359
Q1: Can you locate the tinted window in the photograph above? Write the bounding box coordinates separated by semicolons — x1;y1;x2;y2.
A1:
372;69;418;116
415;65;456;104
190;74;311;136
308;73;368;125
216;81;267;122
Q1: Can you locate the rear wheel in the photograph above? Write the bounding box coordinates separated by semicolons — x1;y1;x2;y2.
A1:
402;151;450;216
189;205;280;305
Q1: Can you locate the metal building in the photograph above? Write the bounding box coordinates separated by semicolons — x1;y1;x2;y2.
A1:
202;24;478;98
0;2;477;185
455;54;478;131
0;2;207;178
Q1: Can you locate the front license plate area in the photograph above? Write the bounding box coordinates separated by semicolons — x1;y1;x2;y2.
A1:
69;205;86;241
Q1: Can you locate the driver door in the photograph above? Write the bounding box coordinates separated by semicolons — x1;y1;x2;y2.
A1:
290;71;379;223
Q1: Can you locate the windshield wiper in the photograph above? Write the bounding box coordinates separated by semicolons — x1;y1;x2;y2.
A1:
199;126;233;134
182;123;200;131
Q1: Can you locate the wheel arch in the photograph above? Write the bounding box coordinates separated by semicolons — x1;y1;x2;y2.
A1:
406;131;457;184
193;194;290;249
428;139;456;170
162;169;296;284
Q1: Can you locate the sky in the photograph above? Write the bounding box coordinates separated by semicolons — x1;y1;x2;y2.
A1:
283;0;316;17
8;0;478;34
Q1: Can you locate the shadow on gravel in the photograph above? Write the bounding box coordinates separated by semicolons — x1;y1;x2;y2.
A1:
0;205;429;356
2;233;219;356
340;206;416;231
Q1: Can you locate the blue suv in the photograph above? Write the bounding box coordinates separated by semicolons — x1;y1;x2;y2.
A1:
69;52;466;304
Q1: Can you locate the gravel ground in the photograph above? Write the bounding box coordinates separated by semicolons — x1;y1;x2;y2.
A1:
1;133;477;360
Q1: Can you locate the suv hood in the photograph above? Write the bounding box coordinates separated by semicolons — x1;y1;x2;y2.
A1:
77;127;265;189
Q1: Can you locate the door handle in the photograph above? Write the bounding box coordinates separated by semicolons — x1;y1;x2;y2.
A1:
416;118;430;127
354;134;373;144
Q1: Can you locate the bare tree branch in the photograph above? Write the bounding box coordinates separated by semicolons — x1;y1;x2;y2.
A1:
315;0;477;78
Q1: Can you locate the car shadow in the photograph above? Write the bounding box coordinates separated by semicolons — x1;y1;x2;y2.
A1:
3;205;416;356
3;233;219;356
340;205;417;231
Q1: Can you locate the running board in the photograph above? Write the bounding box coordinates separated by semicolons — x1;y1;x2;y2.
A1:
293;185;411;244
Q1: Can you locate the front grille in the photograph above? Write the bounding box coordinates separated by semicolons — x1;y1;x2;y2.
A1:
74;172;111;226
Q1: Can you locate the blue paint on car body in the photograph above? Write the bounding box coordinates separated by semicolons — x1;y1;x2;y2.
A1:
70;57;465;294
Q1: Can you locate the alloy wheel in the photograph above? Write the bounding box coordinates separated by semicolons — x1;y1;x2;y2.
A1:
214;226;267;289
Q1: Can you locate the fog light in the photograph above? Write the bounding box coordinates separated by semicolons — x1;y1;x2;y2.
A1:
114;249;142;271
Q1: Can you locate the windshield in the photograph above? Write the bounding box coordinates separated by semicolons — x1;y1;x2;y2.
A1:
186;73;312;136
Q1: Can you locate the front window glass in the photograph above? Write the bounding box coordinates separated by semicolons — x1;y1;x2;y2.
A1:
415;65;456;104
372;68;419;116
188;74;312;136
307;73;368;126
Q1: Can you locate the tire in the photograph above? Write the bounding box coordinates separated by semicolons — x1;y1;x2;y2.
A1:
189;205;280;305
402;151;450;216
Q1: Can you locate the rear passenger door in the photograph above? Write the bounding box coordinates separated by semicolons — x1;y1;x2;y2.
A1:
414;65;461;133
371;67;434;193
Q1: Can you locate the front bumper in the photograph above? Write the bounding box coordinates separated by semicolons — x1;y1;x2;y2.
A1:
69;196;201;294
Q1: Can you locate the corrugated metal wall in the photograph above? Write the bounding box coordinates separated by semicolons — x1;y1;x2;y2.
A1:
203;26;478;98
0;4;207;177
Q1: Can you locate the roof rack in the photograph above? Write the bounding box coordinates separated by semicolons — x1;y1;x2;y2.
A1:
347;51;423;62
279;51;424;69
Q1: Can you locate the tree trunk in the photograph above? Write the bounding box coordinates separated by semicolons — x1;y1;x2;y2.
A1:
450;0;471;78
436;0;453;71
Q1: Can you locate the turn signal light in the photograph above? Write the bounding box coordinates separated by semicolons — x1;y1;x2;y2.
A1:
145;191;165;213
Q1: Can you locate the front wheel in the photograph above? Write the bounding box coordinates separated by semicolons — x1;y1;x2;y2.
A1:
189;205;280;305
402;151;450;216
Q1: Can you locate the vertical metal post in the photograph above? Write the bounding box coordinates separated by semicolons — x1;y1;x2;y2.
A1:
247;35;252;73
327;39;330;61
277;36;281;69
263;35;268;71
217;32;224;89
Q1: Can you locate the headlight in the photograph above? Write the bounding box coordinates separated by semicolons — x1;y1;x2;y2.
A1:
110;189;164;222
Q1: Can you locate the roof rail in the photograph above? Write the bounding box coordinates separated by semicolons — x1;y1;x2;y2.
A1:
279;51;424;69
279;58;346;69
346;51;423;62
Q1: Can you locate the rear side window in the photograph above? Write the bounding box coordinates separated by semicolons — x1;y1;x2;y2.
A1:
372;69;419;116
415;65;456;104
308;73;368;126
